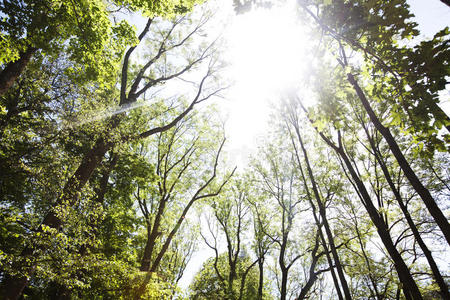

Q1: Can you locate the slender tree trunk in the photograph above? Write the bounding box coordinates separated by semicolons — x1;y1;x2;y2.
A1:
317;130;423;300
347;73;450;246
140;195;169;272
257;259;264;300
288;120;345;300
294;152;344;300
280;268;288;300
350;205;382;300
0;47;37;95
298;232;321;300
364;127;449;298
295;128;352;300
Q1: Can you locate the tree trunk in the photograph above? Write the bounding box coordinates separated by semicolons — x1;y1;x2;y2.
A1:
257;259;264;300
280;268;288;300
140;194;169;272
347;73;450;247
289;121;345;300
364;127;449;298
317;130;423;300
139;230;155;272
350;205;382;300
0;47;37;95
298;182;344;299
298;273;317;300
295;128;352;300
298;232;321;300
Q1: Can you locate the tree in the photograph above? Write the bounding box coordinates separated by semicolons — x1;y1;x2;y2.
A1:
190;253;264;300
285;103;352;300
297;98;423;299
297;0;450;247
133;112;235;299
200;178;260;300
0;0;204;95
1;6;225;298
251;135;318;300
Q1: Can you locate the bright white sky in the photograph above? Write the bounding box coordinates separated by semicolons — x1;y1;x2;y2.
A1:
178;0;450;289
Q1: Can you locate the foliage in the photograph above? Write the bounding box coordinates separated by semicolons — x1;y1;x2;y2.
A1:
190;253;263;300
1;0;450;299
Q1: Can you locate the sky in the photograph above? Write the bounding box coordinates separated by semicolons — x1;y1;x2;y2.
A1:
220;0;450;168
177;0;450;289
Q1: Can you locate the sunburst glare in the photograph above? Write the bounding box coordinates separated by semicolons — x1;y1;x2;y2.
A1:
223;0;307;157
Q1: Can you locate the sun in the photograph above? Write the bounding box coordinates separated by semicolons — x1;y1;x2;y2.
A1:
223;0;308;155
227;1;306;95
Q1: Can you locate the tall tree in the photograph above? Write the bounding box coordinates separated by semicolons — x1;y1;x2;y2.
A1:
1;7;225;299
297;0;450;245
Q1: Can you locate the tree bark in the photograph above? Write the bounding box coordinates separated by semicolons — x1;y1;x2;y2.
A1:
298;232;322;300
0;47;37;96
347;73;450;247
280;267;288;300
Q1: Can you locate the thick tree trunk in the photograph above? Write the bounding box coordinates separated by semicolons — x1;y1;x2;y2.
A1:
347;73;450;246
139;195;169;272
0;47;37;95
317;130;423;300
3;272;33;300
364;128;449;298
298;274;317;300
139;230;155;272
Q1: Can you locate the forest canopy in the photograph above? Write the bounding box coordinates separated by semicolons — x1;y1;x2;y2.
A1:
0;0;449;299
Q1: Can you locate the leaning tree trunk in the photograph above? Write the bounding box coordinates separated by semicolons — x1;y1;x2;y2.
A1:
297;232;321;300
289;122;345;300
364;127;449;298
347;73;450;247
316;130;423;300
295;128;352;300
0;47;37;95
